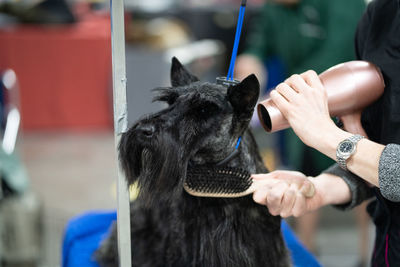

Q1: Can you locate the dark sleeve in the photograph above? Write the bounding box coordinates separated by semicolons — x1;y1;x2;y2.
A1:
323;164;374;210
354;0;374;60
378;144;400;202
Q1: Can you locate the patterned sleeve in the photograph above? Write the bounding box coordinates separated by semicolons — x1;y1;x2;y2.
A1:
378;144;400;202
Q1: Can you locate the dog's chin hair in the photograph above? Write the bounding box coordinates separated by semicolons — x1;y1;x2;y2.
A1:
136;173;185;209
134;138;186;208
140;148;151;173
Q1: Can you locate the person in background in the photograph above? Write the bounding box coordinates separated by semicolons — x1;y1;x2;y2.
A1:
252;0;400;266
235;0;368;265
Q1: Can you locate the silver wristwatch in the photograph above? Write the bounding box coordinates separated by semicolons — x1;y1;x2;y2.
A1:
336;134;364;170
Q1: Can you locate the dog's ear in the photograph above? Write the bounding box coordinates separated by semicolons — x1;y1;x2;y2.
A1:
227;74;260;118
170;57;199;87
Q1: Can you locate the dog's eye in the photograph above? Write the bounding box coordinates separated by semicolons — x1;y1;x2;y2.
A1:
166;95;177;105
196;103;220;118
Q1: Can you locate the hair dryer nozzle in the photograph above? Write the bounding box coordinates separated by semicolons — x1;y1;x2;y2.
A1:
257;61;385;133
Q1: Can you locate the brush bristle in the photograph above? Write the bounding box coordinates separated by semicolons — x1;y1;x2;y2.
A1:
185;166;252;195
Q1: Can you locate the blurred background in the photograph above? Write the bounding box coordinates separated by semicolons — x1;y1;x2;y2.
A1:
0;0;374;266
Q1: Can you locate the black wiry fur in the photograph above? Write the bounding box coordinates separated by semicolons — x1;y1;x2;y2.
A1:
95;57;291;267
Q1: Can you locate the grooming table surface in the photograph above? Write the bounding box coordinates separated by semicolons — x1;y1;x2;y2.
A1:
62;211;321;267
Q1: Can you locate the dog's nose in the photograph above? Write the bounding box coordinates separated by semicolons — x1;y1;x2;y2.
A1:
137;124;155;138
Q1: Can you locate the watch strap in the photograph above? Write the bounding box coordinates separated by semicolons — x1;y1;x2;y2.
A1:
337;134;364;170
348;134;364;143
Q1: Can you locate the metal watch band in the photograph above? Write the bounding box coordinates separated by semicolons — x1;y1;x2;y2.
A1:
337;156;348;170
337;134;364;170
348;134;364;143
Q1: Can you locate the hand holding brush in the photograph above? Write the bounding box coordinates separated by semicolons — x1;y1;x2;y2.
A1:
252;171;318;218
252;171;353;218
184;166;315;200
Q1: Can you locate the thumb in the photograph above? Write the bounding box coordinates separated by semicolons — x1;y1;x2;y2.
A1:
300;178;315;198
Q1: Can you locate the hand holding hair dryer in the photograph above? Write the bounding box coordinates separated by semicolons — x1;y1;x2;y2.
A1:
257;61;385;133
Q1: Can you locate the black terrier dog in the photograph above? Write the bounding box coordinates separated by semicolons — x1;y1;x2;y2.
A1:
95;58;290;267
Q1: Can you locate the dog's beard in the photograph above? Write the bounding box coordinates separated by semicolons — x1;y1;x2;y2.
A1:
120;130;187;207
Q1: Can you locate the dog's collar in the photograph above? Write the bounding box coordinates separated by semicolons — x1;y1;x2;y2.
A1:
215;136;242;166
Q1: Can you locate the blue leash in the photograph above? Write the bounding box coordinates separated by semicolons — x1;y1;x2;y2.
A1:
227;0;247;81
216;136;242;166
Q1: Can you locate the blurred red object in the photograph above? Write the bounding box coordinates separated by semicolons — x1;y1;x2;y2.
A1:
0;13;113;131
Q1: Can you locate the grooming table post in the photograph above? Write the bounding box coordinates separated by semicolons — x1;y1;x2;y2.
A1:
110;0;132;266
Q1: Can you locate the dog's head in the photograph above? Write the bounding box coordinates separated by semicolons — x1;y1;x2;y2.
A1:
119;57;259;205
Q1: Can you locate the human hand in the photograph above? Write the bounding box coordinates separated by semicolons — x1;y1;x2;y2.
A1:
252;170;323;218
270;70;339;149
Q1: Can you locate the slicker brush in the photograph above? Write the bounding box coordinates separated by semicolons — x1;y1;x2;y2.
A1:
184;166;316;198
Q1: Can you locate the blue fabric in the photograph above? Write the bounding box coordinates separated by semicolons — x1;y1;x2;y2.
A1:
62;211;321;267
62;211;117;267
264;56;287;93
281;220;321;267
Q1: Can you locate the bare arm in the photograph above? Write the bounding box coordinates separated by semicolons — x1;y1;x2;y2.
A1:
270;71;385;187
311;125;384;187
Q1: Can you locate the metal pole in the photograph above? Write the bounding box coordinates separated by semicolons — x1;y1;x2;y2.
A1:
110;1;132;266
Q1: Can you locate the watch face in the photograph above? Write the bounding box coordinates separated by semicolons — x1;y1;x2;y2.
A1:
339;141;354;154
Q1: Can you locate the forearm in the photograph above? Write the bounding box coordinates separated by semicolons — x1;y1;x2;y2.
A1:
313;172;352;207
323;164;374;209
315;125;385;187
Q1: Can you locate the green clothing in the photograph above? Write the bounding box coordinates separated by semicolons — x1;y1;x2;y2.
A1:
245;0;366;75
244;0;366;173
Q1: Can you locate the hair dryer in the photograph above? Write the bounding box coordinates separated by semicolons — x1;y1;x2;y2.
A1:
257;61;385;133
